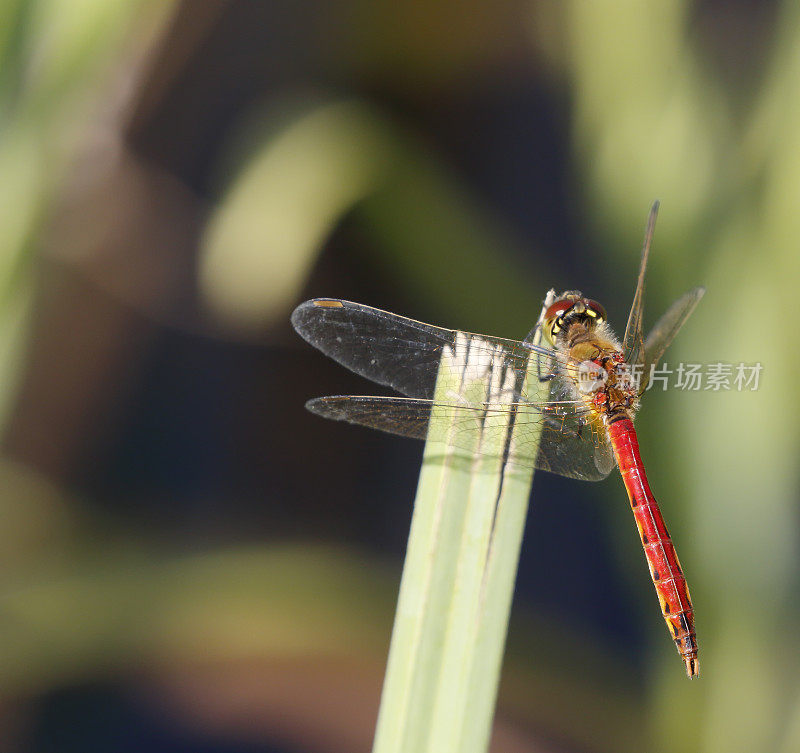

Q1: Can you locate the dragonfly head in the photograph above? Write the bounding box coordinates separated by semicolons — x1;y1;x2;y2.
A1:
542;292;607;346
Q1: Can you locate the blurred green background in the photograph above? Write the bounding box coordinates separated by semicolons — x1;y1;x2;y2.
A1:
0;1;797;751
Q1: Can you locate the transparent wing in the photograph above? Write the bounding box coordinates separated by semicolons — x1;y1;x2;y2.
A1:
644;286;706;371
293;297;616;480
307;395;616;481
623;201;659;367
291;298;566;402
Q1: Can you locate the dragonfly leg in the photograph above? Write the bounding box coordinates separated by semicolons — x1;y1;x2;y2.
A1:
522;322;541;345
524;316;561;382
532;346;558;383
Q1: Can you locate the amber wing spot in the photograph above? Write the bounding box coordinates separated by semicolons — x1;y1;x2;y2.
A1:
313;299;345;308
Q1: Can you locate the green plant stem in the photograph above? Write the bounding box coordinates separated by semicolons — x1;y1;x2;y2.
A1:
372;293;554;753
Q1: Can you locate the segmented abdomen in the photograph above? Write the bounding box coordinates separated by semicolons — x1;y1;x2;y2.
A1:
607;417;699;678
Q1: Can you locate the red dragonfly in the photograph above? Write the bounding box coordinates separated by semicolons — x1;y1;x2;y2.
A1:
292;202;705;678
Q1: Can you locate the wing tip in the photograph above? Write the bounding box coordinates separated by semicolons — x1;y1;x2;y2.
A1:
305;395;349;419
289;300;311;334
291;298;350;341
680;285;706;310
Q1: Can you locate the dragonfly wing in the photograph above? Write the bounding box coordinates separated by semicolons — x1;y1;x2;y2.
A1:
292;298;556;400
643;286;705;371
537;415;616;481
623;201;659;367
307;395;615;481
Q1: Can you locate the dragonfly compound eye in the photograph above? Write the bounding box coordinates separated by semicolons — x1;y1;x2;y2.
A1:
543;299;576;343
543;296;607;344
585;299;607;323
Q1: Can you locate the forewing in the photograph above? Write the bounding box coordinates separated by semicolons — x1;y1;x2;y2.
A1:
644;286;706;371
292;298;556;400
623;201;659;367
307;394;615;481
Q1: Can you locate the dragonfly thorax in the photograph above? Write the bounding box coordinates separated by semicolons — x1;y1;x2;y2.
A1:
566;349;640;425
547;302;641;426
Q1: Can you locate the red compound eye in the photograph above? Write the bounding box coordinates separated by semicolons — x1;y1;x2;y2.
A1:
544;299;575;322
585;299;607;322
543;298;578;343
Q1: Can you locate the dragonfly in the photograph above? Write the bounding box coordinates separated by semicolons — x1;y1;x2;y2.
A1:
291;201;705;678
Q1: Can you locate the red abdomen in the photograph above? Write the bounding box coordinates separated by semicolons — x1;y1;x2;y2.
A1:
607;418;699;678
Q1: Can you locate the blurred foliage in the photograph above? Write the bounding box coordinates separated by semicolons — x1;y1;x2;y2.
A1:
0;1;798;752
202;98;547;335
0;0;167;423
